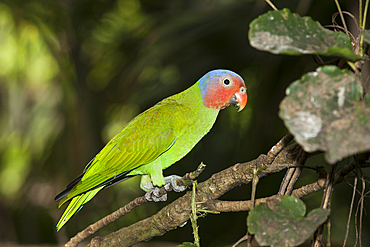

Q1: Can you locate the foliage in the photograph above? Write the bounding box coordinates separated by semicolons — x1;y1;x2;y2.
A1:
249;8;370;164
246;5;370;247
248;196;329;247
280;65;370;164
249;8;360;60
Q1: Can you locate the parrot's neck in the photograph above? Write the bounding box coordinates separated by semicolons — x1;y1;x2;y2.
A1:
180;81;220;114
178;80;220;130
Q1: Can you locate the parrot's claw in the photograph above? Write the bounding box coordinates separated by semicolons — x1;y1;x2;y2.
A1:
144;175;186;202
145;187;167;202
164;175;187;192
142;182;154;192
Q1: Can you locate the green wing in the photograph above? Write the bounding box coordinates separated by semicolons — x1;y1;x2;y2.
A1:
59;104;184;206
56;100;191;230
56;188;101;231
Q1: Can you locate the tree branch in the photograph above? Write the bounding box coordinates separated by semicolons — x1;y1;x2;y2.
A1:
206;177;326;213
86;143;302;247
83;145;368;246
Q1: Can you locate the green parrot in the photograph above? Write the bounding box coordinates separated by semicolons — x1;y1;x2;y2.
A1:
55;69;248;231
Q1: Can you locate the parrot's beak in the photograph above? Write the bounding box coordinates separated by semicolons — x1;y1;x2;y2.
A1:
230;88;248;112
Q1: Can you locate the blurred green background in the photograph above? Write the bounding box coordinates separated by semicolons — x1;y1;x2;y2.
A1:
0;0;368;246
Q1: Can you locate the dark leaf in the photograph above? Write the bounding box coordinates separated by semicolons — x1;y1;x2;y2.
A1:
248;196;329;247
177;242;198;247
248;8;360;61
279;65;370;164
363;29;370;44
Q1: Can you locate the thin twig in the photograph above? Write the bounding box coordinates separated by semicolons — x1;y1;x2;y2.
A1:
360;0;363;31
364;0;369;31
353;155;367;247
361;0;370;56
265;0;278;10
333;0;348;35
232;235;250;247
210;179;326;213
359;176;366;247
278;168;296;196
251;167;261;209
247;167;261;247
354;193;360;247
327;218;332;247
278;147;306;195
343;177;358;247
329;12;357;43
190;181;200;247
312;163;337;247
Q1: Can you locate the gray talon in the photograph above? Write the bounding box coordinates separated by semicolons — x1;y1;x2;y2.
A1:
144;175;186;202
152;187;161;198
164;183;172;192
165;175;187;192
145;191;153;201
142;182;154;191
145;187;167;202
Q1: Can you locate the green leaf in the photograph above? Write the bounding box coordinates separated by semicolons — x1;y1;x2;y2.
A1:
362;29;370;44
248;196;329;247
177;242;198;247
279;65;370;164
365;92;370;105
249;8;360;61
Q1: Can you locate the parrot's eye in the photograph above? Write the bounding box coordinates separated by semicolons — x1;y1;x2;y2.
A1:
222;78;231;86
240;87;246;94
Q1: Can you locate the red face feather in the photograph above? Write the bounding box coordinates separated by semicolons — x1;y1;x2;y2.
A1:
199;70;247;111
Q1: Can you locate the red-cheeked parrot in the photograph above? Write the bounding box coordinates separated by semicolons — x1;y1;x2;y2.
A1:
55;69;247;231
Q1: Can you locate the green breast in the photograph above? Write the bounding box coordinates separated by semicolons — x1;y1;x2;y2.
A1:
138;81;219;172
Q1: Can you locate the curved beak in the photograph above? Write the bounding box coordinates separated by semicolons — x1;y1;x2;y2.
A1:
229;88;248;112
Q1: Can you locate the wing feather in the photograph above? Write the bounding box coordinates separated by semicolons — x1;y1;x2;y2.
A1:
59;102;187;205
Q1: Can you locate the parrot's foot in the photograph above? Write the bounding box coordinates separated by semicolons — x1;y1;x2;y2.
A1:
145;187;168;202
164;175;186;192
144;175;186;202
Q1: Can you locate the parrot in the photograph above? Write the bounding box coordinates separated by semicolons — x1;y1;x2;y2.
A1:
54;69;247;231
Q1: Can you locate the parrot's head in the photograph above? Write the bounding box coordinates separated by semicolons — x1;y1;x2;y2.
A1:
199;69;247;112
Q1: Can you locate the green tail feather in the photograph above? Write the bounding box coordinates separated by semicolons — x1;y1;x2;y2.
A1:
56;187;103;231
